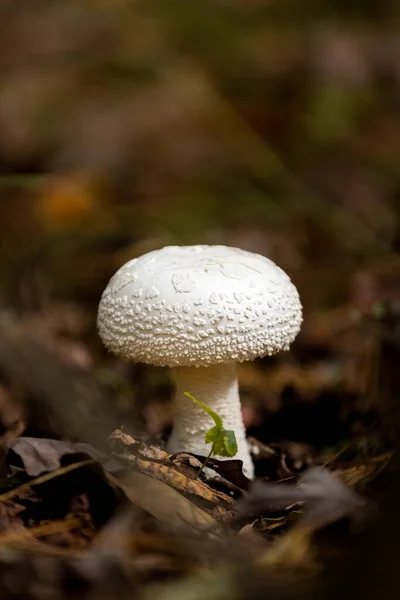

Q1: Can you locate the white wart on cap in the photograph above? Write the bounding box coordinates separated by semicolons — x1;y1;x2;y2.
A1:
98;245;303;479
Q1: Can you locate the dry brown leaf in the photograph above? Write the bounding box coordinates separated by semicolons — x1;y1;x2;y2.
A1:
109;471;217;531
171;453;204;471
110;436;235;509
109;429;140;450
139;445;170;461
136;459;234;508
11;437;114;477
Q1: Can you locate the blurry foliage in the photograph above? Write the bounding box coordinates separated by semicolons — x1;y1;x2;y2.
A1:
0;3;399;598
0;0;399;448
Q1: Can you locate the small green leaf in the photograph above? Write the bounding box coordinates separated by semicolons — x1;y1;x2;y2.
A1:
184;392;223;429
184;392;238;461
204;425;220;445
211;430;238;457
222;430;238;456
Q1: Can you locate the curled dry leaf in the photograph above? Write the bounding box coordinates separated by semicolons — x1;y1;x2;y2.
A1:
109;434;235;510
171;453;204;471
109;429;140;452
196;456;251;491
139;445;171;461
136;459;234;508
10;437;122;477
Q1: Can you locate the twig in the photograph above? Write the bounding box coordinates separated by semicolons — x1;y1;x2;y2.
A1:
0;459;97;503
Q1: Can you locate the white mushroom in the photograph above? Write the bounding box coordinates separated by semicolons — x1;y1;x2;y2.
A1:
97;245;303;479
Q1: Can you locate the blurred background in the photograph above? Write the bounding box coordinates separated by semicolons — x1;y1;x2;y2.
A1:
0;0;399;465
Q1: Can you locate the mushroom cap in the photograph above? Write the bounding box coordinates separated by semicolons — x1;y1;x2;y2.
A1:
97;245;302;367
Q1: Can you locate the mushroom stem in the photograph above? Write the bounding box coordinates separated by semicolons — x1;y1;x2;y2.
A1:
167;363;254;479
